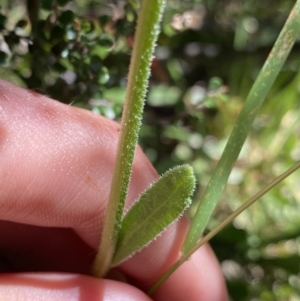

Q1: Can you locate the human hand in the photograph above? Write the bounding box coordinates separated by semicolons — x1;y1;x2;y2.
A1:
0;80;228;300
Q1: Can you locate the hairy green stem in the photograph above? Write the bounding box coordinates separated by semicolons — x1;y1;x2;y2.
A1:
148;161;300;295
182;0;300;254
92;0;166;277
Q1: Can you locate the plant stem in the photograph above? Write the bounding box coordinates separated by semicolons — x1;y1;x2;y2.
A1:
92;0;166;277
182;0;300;255
147;161;300;295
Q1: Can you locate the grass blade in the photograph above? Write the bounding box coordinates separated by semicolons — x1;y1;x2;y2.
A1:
148;161;300;295
182;0;300;254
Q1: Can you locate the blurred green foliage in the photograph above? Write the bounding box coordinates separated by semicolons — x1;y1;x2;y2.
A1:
1;0;300;300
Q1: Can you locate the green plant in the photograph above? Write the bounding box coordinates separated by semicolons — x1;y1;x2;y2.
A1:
1;1;300;299
88;0;300;295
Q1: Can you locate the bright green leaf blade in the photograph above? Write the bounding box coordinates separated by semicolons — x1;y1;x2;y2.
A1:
111;165;195;266
147;161;300;295
182;0;300;254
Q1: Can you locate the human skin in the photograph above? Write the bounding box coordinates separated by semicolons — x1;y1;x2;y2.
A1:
0;80;228;300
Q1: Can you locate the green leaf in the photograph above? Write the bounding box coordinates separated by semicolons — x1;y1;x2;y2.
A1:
50;25;65;41
148;84;181;106
103;87;126;105
0;14;7;30
181;0;300;255
98;34;114;48
0;51;8;64
111;165;195;266
90;55;102;73
58;10;74;26
41;0;53;10
57;0;71;6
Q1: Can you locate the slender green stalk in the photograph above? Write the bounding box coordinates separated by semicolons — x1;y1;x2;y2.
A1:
148;161;300;295
92;0;166;277
182;0;300;254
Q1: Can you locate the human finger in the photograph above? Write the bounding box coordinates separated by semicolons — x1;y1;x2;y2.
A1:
0;273;152;301
0;80;227;300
